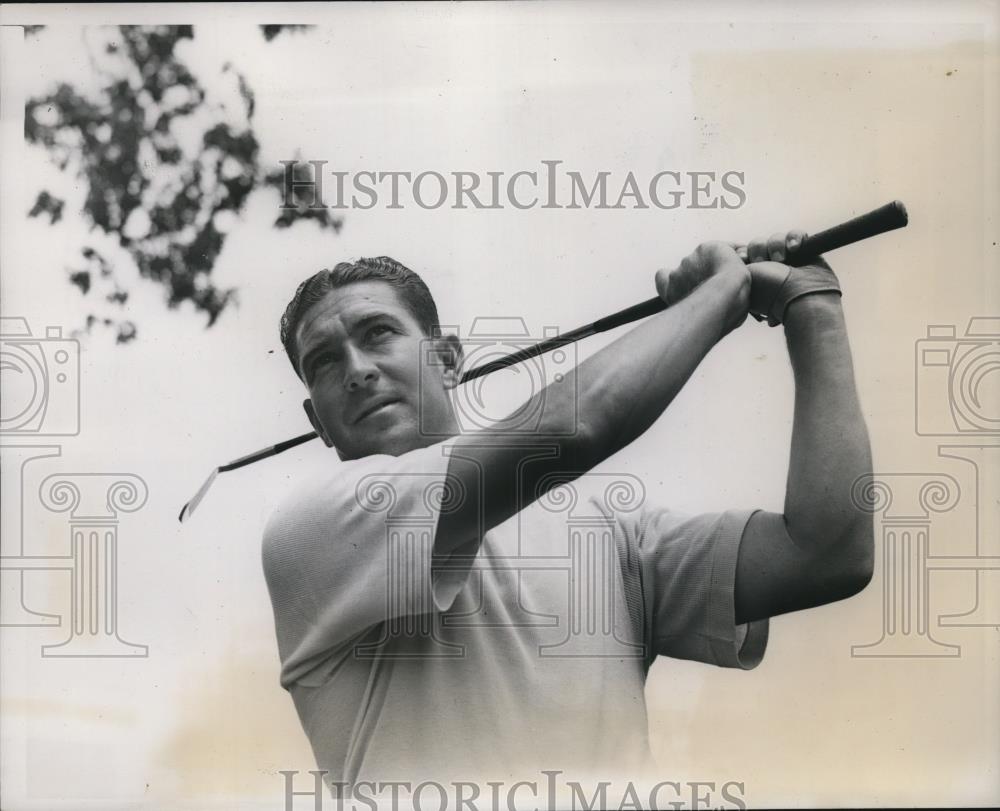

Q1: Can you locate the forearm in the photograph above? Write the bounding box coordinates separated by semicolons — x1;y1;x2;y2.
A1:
437;270;744;552
782;295;873;553
570;270;743;460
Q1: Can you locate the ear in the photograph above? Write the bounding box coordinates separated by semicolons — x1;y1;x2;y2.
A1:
433;333;464;389
303;399;334;448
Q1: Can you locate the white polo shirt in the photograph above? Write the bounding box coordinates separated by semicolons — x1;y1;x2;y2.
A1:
262;439;768;789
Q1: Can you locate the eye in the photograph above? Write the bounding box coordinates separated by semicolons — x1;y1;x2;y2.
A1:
307;351;336;378
366;323;395;342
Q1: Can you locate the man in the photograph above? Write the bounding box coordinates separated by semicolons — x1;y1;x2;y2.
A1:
262;235;873;796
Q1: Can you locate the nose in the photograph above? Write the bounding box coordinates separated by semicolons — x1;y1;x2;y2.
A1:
343;345;379;391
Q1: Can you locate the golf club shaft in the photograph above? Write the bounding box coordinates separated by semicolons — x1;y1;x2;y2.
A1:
180;199;908;519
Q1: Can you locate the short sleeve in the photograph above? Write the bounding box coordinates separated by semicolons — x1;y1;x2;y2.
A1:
261;439;479;688
629;507;768;670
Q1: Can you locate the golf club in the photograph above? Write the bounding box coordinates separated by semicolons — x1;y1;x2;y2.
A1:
178;199;908;522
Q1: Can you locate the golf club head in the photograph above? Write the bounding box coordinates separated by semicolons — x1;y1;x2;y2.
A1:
178;468;219;523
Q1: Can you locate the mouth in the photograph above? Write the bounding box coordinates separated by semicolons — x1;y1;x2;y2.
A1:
354;397;402;424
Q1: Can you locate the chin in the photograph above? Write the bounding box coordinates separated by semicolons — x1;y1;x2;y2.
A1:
345;425;423;460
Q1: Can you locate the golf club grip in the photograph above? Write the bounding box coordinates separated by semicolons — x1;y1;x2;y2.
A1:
789;199;908;265
591;199;909;334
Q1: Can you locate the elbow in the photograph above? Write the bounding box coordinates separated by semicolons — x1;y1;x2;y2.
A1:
560;408;636;471
841;546;874;600
846;515;876;596
795;515;875;605
535;385;595;452
824;517;876;602
558;415;605;472
537;392;609;470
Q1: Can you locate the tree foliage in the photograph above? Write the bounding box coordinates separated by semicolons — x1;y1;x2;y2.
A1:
25;24;338;343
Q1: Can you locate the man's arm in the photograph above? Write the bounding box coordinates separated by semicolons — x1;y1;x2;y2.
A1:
734;293;874;623
436;242;750;556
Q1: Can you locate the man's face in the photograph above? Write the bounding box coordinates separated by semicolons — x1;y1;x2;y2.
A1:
295;281;460;460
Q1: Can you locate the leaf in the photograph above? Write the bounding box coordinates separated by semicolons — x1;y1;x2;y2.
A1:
26;23;330;343
69;270;91;295
260;25;312;42
28;190;64;224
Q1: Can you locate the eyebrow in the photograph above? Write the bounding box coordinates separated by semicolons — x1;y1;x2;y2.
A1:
299;310;405;382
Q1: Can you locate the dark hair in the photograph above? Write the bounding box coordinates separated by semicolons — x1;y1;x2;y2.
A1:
280;256;440;377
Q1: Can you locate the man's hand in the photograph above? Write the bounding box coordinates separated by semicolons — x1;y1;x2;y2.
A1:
736;230;842;326
655;241;750;336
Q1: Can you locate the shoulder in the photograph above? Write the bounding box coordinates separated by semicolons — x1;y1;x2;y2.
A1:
261;454;383;571
261;439;458;568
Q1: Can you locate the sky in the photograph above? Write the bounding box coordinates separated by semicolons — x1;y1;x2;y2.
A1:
1;2;998;809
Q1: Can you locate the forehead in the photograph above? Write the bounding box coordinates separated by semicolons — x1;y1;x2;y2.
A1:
295;280;417;347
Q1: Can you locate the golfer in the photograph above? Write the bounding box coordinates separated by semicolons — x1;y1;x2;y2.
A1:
262;233;874;790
